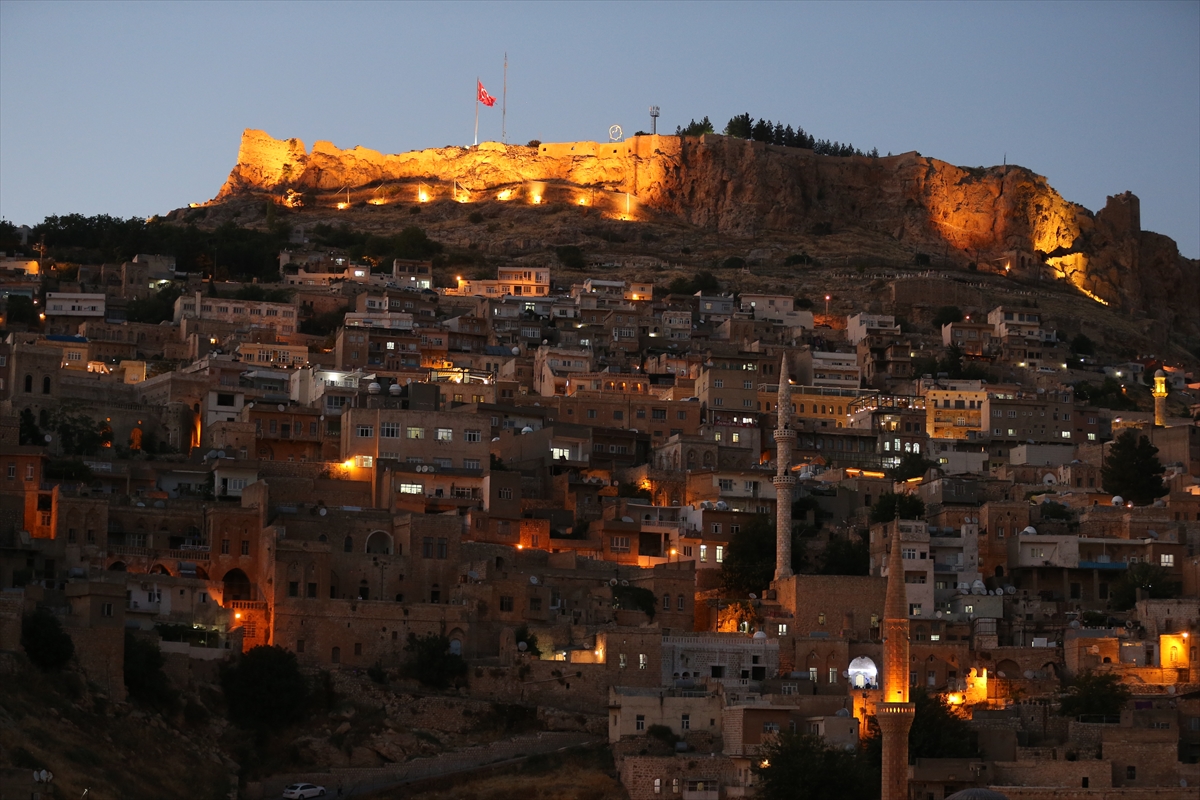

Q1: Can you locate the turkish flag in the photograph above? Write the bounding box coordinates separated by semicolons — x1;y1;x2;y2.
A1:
478;81;496;107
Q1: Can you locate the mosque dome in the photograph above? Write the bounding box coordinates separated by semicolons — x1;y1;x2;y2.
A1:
945;790;1010;800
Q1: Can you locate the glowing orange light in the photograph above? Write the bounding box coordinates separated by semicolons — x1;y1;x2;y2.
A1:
517;544;524;550
531;195;542;205
235;612;242;619
497;189;513;201
336;202;349;210
418;193;429;203
368;198;386;206
577;197;587;206
343;459;354;468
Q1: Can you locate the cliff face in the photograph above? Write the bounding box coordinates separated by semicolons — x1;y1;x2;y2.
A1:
215;129;1199;337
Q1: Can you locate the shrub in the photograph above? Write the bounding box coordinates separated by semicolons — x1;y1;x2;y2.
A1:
21;608;74;671
220;645;309;729
402;633;468;689
467;211;484;224
124;632;176;708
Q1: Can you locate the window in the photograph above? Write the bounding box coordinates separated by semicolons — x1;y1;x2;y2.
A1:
465;429;481;442
636;714;645;731
437;538;448;559
240;540;250;556
356;425;374;438
1161;554;1174;567
436;428;453;442
221;539;230;554
1126;766;1136;781
715;545;724;563
498;487;514;500
619;653;627;669
406;426;425;439
422;537;434;558
718;478;733;490
909;603;922;616
639;653;648;670
399;483;422;494
678;594;685;611
380;422;400;438
464;458;481;470
288;581;299;597
699;545;707;562
500;596;513;612
712;523;722;535
611;536;630;553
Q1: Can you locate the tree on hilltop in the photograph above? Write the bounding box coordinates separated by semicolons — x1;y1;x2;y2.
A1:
676;117;714;136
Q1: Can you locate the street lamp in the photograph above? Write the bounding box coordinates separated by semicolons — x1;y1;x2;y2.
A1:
824;295;831;317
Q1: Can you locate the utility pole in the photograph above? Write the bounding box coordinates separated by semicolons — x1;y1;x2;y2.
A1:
502;53;508;144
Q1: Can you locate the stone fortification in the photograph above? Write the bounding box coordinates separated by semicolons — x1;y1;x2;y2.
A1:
214;129;1198;336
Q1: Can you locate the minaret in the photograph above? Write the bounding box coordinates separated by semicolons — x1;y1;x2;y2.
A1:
1152;369;1168;427
878;514;915;800
773;355;796;581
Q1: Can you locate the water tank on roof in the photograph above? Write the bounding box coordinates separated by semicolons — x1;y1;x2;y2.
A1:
715;501;728;511
389;383;402;396
368;382;381;394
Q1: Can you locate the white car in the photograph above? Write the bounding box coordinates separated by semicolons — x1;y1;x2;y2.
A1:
282;785;326;799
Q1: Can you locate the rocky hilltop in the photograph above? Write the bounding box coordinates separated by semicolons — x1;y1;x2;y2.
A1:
214;129;1199;340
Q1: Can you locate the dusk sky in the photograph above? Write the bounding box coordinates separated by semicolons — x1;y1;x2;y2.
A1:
1;1;1197;256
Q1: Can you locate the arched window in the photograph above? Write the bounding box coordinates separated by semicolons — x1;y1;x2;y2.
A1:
343;535;353;553
23;374;32;393
331;646;340;664
42;376;50;395
677;594;685;611
358;580;369;600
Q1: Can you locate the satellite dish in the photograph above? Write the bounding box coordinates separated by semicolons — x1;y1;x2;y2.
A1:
511;346;520;355
935;610;943;618
609;578;618;586
1005;586;1016;595
1024;670;1035;679
621;516;634;523
517;641;527;652
1023;526;1037;535
207;450;217;459
217;450;226;458
1111;495;1124;506
467;570;480;580
1167;685;1176;695
277;404;286;411
43;434;52;443
620;579;629;587
997;671;1007;678
318;507;327;516
748;593;757;600
492;437;500;442
529;575;539;585
1070;620;1080;628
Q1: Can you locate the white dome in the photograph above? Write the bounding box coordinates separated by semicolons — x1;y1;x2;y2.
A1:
1111;495;1124;506
367;382;381;394
1022;526;1037;535
752;630;768;640
388;383;402;395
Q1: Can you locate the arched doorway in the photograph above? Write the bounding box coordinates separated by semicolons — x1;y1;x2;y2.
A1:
222;568;254;601
108;561;127;572
150;563;171;576
366;531;393;555
848;656;878;689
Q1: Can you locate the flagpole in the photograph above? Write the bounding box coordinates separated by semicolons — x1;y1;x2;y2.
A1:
474;77;480;146
502;53;507;144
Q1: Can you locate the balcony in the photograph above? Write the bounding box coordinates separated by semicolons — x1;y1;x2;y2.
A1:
1078;560;1128;570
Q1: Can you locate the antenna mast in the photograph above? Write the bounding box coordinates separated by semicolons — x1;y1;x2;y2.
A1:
502;53;508;144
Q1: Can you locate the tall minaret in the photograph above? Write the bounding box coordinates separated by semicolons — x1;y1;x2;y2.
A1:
1152;369;1168;427
878;515;915;800
773;355;796;581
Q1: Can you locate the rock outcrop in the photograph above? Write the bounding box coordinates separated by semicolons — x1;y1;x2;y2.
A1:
214;129;1199;338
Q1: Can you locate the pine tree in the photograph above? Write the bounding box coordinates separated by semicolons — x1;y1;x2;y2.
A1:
723;113;753;139
1101;430;1167;505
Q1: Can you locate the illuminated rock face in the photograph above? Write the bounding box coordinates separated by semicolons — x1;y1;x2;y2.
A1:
216;130;1198;336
